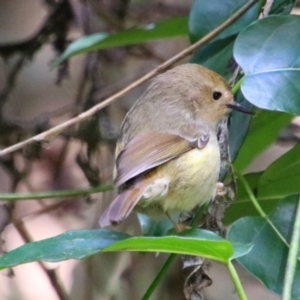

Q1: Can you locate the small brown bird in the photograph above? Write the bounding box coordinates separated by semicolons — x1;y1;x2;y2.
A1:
100;64;249;227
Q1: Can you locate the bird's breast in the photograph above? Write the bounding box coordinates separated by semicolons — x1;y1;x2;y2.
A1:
159;134;221;212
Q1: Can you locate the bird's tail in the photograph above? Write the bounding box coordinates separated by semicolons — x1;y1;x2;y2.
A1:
99;186;145;227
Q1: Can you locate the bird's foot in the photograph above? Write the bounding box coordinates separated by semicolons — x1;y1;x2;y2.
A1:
215;182;226;196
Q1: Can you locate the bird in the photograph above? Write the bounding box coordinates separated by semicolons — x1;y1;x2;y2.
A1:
99;63;250;228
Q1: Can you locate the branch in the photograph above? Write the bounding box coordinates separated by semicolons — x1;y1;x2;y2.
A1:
0;0;258;157
0;184;113;201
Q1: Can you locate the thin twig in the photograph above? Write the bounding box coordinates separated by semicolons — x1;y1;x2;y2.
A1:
235;170;289;247
0;184;113;201
260;0;274;17
0;0;258;157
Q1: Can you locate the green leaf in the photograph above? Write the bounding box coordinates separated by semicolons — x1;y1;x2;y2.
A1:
269;0;297;15
0;228;238;269
231;243;253;260
224;172;275;224
227;194;300;298
242;71;300;114
225;196;282;225
56;16;188;64
234;15;300;114
226;141;300;223
104;229;234;263
0;230;130;269
189;0;259;43
233;109;293;171
235;16;300;74
226;140;300;222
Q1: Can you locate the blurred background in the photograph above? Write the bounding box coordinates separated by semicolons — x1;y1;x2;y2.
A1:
0;1;299;299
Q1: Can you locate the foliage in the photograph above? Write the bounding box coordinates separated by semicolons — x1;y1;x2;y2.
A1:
0;228;251;268
1;1;300;300
228;195;300;298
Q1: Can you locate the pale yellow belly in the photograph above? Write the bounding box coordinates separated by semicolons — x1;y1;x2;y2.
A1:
137;136;220;214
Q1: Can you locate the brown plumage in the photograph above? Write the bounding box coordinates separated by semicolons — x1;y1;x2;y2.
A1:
100;64;248;227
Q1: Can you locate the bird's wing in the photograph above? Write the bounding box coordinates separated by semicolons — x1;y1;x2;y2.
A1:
115;128;210;187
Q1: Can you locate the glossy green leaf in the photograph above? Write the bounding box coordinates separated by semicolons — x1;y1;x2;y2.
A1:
0;228;241;269
231;143;300;207
189;0;259;43
56;16;188;64
226;140;300;222
224;172;269;223
242;71;300;114
104;229;252;262
226;140;300;223
225;196;282;225
104;229;234;263
231;243;253;260
228;195;300;297
235;16;300;74
0;230;130;269
234;15;300;114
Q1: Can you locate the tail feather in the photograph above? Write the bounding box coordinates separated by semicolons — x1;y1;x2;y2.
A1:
99;187;144;227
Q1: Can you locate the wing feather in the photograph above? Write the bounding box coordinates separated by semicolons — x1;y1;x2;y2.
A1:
115;130;209;186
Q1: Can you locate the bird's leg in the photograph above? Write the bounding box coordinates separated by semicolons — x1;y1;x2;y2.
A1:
215;182;226;196
165;211;189;232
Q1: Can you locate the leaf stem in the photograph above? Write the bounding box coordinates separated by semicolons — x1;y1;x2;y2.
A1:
282;195;300;300
141;254;177;300
227;261;248;300
235;170;289;247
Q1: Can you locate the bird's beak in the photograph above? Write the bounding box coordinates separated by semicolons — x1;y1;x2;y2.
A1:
226;102;253;114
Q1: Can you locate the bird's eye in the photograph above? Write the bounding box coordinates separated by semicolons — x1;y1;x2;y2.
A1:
212;91;222;100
